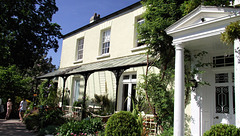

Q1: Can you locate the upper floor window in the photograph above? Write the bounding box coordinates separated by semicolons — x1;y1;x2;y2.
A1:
136;18;145;47
101;29;111;54
76;38;84;60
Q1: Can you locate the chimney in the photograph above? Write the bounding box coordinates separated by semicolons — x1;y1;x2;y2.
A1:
90;13;100;23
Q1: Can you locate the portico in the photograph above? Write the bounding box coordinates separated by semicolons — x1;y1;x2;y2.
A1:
166;5;240;136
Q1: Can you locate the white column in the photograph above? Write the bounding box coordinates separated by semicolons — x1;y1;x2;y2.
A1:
174;44;185;136
234;39;240;127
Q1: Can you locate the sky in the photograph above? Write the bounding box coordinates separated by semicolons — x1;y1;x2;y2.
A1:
48;0;140;68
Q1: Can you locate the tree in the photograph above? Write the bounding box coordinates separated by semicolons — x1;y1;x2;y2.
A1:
0;0;60;111
0;0;62;71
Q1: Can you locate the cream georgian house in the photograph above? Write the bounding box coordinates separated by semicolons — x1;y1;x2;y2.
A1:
39;2;157;113
38;1;240;136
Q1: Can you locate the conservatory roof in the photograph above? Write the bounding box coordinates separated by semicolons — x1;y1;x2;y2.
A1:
67;54;147;75
37;54;148;79
37;65;80;79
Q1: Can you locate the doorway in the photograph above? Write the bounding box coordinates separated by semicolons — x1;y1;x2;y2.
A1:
121;74;137;111
213;72;235;125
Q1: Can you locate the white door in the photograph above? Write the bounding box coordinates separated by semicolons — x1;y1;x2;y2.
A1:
213;72;235;125
122;74;137;111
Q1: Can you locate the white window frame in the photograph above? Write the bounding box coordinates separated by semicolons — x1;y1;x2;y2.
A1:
101;29;111;55
136;18;145;47
76;38;84;61
131;17;148;53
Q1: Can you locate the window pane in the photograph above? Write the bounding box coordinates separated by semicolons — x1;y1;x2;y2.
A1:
137;18;145;25
102;29;110;54
216;86;229;113
77;38;84;60
123;75;129;79
213;55;234;68
215;73;228;83
122;84;128;111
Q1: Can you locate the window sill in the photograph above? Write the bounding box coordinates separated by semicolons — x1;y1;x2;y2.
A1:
73;59;83;64
97;53;110;59
131;45;148;52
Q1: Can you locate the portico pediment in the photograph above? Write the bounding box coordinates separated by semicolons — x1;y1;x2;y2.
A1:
166;6;240;45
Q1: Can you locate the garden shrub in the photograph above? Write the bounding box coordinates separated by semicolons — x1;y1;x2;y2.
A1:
57;117;103;136
24;107;65;132
38;125;58;136
204;124;240;136
105;111;141;136
25;114;40;131
40;107;65;127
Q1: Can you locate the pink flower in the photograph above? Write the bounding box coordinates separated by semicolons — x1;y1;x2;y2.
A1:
57;133;59;135
71;133;74;135
84;133;87;135
74;134;77;136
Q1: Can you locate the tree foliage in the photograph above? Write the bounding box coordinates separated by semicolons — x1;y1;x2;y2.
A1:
25;55;56;78
0;0;62;70
139;0;183;70
0;0;60;109
180;0;232;16
138;73;174;131
0;65;31;101
221;20;240;45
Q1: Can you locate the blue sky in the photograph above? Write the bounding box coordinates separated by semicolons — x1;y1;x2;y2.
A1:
48;0;140;68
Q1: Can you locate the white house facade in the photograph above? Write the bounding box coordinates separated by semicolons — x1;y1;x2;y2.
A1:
166;5;240;136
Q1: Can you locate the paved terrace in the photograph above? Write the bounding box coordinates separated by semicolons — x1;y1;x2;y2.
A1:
0;119;37;136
